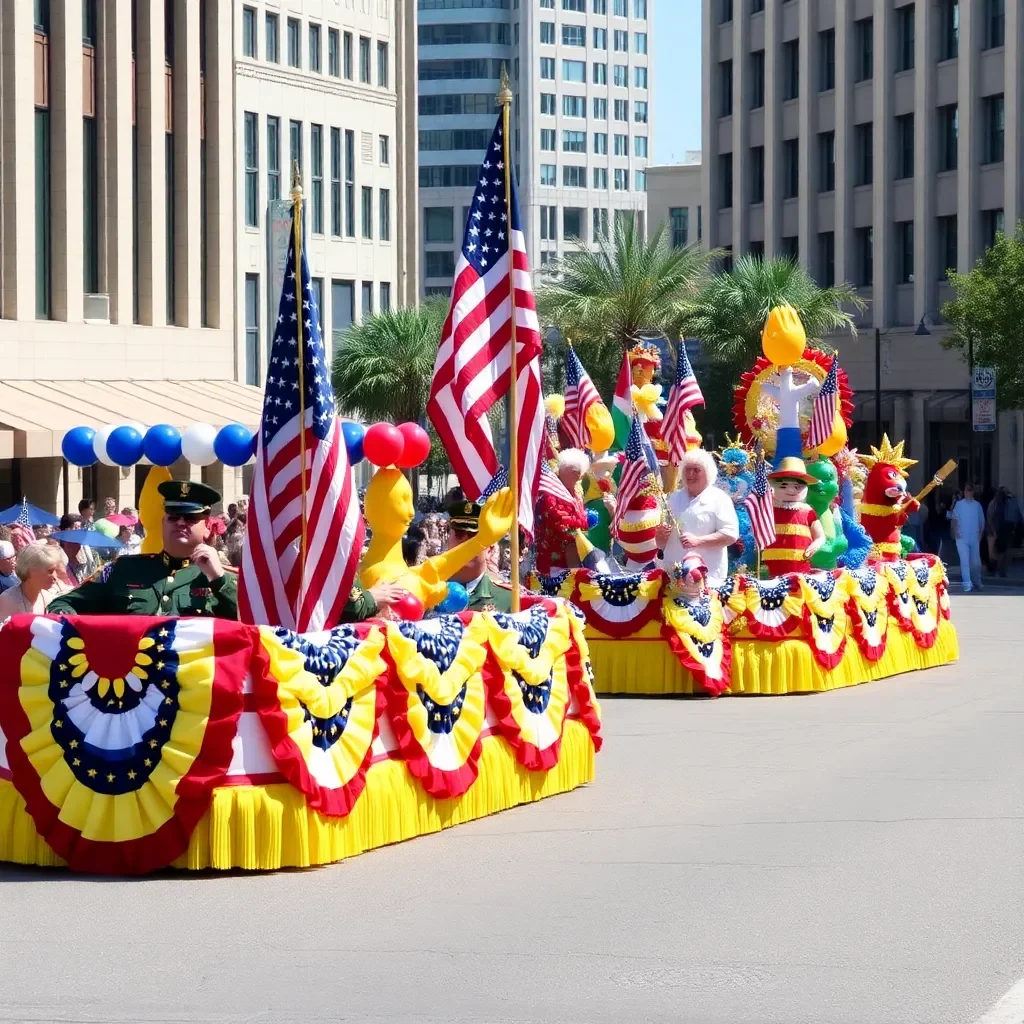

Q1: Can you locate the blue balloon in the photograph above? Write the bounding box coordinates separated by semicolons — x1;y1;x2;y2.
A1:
586;508;600;530
342;421;365;464
214;423;255;467
62;426;98;467
106;425;144;467
143;424;182;467
435;581;470;615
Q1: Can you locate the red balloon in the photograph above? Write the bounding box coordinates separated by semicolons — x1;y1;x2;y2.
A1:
363;422;405;467
393;592;424;621
395;422;431;468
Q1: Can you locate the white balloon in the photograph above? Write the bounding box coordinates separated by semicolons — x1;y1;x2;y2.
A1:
93;424;119;467
181;423;219;467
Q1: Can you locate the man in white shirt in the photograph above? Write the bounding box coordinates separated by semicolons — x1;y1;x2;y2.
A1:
655;449;739;586
951;484;985;592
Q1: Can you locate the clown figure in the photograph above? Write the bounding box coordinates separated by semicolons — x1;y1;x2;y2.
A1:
761;457;826;577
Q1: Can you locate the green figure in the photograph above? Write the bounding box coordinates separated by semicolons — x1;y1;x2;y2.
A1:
805;457;849;570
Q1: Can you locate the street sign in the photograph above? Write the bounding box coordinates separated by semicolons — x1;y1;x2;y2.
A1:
972;366;997;432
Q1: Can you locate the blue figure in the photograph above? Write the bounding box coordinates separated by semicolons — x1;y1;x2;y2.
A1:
715;445;757;574
837;475;872;569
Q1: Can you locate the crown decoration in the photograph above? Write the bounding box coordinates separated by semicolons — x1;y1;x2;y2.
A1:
715;434;755;475
858;434;918;476
627;343;661;370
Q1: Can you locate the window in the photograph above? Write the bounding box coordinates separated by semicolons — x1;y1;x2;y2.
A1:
938;105;958;171
309;22;321;72
563;165;586;187
940;1;959;60
343;31;353;79
345;129;355;236
614;99;628;120
750;145;764;203
379;283;391;311
635;32;647;54
563;25;585;46
818;232;835;287
424;207;454;243
266;12;279;62
634;100;648;123
782;139;799;199
242;6;257;57
613;29;628;51
635;169;646;191
540;128;556;151
377;41;389;87
719;153;733;208
244;112;259;227
244;274;260;386
379;189;390;241
719;0;733;23
593;207;609;239
379;135;389;166
563;0;585;9
267;116;281;201
361;186;373;238
290;119;303;176
938;215;957;278
751;0;764;10
750;50;764;108
983;94;1004;163
782;40;799;100
697;206;702;242
594;27;607;49
563;207;584;240
563;95;585;117
896;221;914;283
669;207;689;248
634;135;647;158
854;122;873;185
540;0;554;6
895;114;914;178
593;167;608;188
594;97;608;119
593;63;607;84
984;0;1005;49
634;66;648;88
541;93;556;115
819;30;835;91
540;21;554;44
982;209;1005;250
563;130;586;152
818;131;835;192
854;18;873;81
593;0;607;13
328;28;339;76
719;60;733;117
613;0;627;14
855;227;873;286
540;57;555;79
332;280;355;334
781;236;799;260
287;17;300;68
563;60;586;82
612;133;627;156
634;0;647;15
539;206;556;241
895;5;914;72
614;168;629;190
330;127;341;235
612;64;627;88
361;281;373;318
310;123;323;233
540;164;556;186
593;132;608;154
359;36;371;83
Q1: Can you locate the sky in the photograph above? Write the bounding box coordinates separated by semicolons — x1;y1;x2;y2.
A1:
653;0;703;164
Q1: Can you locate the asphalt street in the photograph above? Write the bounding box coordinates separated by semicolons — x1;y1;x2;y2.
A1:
1;592;1022;1024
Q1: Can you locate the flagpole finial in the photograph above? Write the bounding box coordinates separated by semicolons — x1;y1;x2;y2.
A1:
290;160;302;201
496;65;512;107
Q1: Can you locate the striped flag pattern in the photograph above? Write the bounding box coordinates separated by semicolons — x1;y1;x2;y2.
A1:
562;347;603;450
239;212;365;632
663;341;705;465
807;357;839;449
613;415;659;538
743;453;777;552
426;113;544;538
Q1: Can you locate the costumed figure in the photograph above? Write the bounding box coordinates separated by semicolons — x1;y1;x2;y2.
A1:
534;448;592;575
669;551;708;602
805;456;849;570
831;446;872;569
761;457;826;577
857;435;919;563
714;438;757;573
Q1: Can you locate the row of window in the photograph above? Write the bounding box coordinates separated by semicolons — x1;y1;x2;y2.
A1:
541;94;648;122
541;57;648;88
243;113;392;241
539;164;645;190
542;0;648;15
241;7;390;87
539;129;647;157
668;206;704;249
539;23;647;53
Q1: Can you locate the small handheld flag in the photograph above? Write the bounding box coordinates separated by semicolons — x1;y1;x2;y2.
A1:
807;357;839;450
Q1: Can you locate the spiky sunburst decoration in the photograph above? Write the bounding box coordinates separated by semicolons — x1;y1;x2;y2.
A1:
858;434;918;477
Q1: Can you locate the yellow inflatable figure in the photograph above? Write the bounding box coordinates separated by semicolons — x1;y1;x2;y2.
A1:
139;466;173;554
358;468;515;609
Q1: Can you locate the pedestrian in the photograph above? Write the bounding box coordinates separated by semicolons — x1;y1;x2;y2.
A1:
988;486;1021;578
78;498;95;524
0;541;67;616
951;483;985;592
0;540;18;592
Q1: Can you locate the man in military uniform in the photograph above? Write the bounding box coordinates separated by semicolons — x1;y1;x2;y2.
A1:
445;489;512;613
48;481;239;619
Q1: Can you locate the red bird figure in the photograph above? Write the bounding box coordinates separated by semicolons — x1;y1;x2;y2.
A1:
857;435;919;563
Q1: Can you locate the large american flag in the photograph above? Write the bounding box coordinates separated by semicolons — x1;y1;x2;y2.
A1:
663;341;704;465
807;356;839;449
744;452;777;552
239;213;364;632
562;347;602;450
427;113;543;537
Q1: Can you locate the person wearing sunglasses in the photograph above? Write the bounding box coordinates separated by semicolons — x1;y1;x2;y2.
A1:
48;480;238;619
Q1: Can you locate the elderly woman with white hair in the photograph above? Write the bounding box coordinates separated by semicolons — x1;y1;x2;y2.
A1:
655;448;739;586
534;448;594;575
0;541;70;617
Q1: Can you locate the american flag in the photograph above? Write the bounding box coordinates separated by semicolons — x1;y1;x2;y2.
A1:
480;465;509;499
744;452;777;552
562;347;603;450
613;415;658;535
537;463;578;506
807;357;839;449
239;211;364;632
663;341;705;465
427;113;543;538
15;500;31;529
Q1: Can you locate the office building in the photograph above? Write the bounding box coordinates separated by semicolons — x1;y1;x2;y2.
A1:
646;154;703;248
418;0;653;297
702;0;1022;494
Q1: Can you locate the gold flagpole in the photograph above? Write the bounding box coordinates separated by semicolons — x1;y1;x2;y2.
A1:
497;67;521;612
291;162;309;598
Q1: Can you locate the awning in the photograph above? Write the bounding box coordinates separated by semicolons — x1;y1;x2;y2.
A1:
0;380;267;459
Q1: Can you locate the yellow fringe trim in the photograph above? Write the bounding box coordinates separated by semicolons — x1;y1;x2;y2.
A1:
587;619;959;696
0;721;596;872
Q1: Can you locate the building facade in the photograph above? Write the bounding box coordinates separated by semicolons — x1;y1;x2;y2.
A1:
702;0;1023;496
418;0;653;297
646;156;703;248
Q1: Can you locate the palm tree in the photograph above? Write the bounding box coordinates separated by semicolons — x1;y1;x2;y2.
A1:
537;217;717;401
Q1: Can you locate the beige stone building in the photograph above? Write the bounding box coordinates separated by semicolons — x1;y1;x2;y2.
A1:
646;156;703;248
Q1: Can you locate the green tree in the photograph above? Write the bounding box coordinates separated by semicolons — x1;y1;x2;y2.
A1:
941;223;1024;411
536;218;717;402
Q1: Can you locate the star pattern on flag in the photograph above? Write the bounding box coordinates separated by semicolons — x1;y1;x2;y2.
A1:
461;131;510;275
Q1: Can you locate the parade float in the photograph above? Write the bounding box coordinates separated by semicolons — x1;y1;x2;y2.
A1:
529;306;959;696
